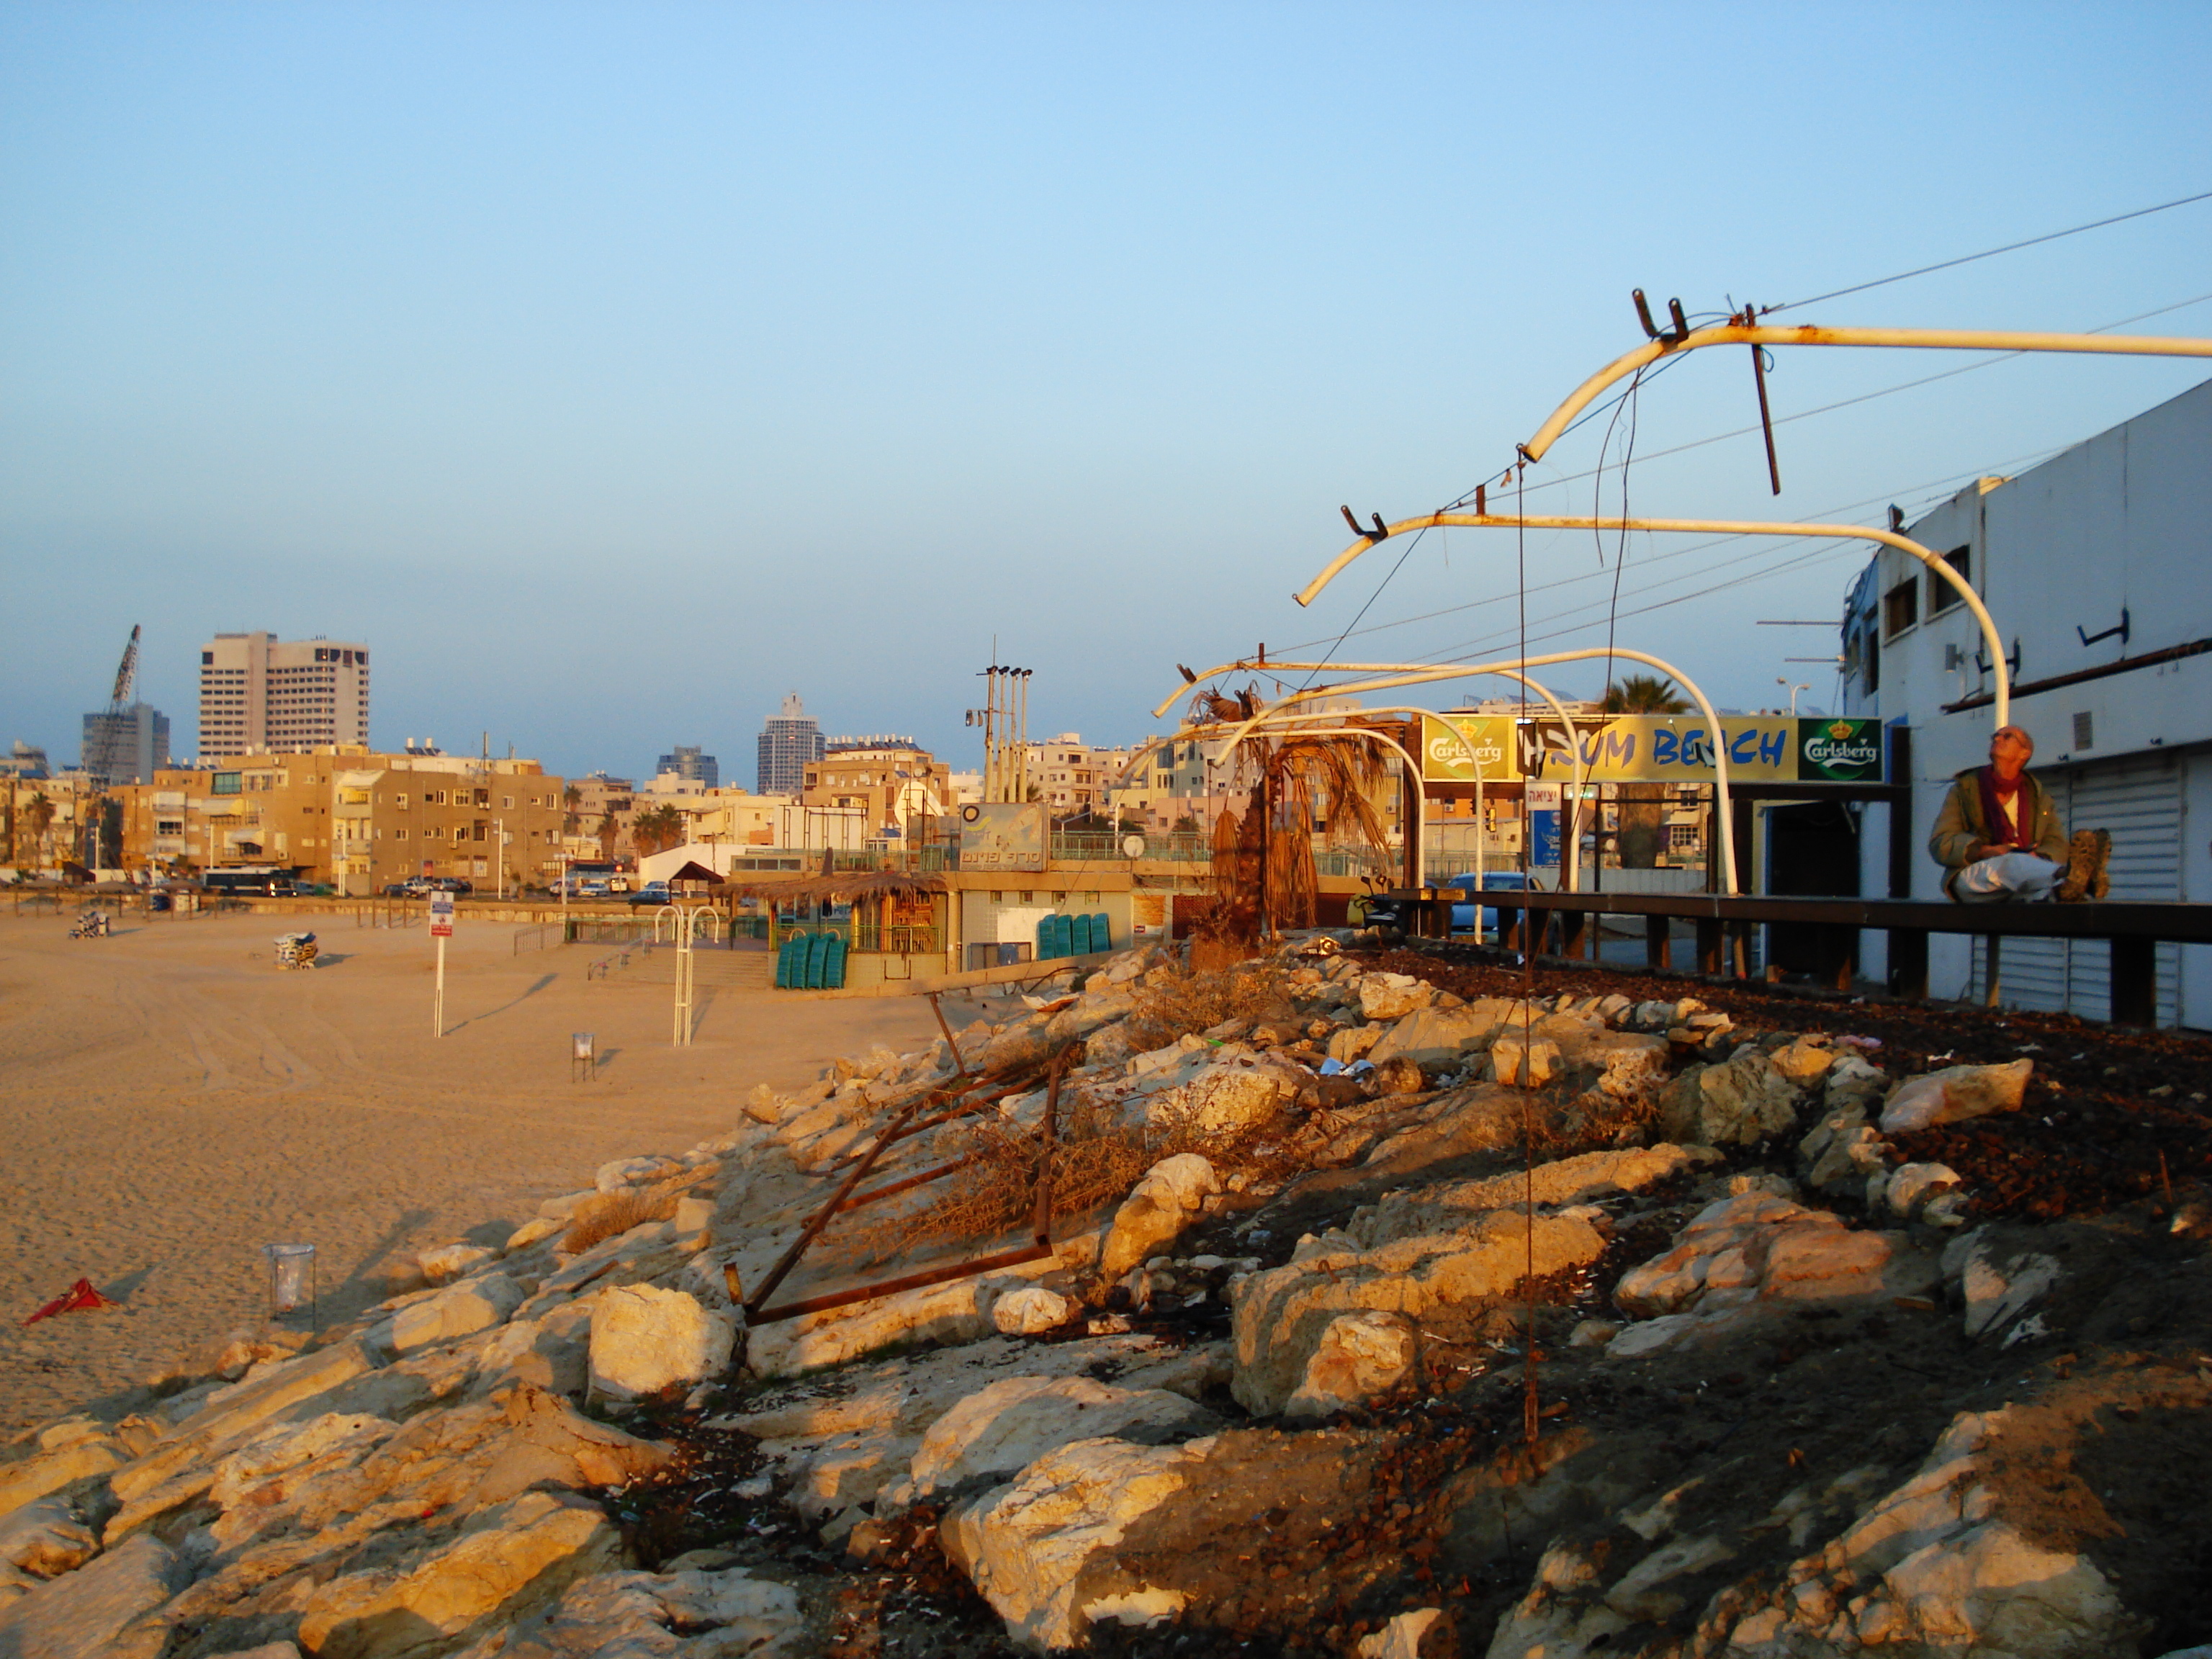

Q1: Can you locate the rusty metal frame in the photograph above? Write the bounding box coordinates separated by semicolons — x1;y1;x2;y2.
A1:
744;1049;1073;1326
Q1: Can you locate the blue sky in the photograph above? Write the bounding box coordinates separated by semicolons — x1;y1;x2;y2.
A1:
4;2;2210;780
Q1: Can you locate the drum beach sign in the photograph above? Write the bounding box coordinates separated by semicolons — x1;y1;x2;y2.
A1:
1419;714;1883;784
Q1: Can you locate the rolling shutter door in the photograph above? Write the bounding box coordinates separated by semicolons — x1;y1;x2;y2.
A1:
1969;754;2182;1025
2066;753;2181;1025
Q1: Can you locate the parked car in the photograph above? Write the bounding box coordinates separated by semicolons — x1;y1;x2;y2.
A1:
1444;871;1531;941
624;881;674;907
385;876;473;898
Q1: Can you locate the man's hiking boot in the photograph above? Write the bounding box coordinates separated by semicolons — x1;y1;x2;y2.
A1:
2057;827;2110;902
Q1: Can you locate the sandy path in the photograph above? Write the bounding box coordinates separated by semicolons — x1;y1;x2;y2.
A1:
0;911;950;1436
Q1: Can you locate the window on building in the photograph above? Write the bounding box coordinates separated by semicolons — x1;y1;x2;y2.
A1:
395;828;408;840
1882;579;1918;639
1927;544;1971;614
1864;631;1881;693
212;773;241;795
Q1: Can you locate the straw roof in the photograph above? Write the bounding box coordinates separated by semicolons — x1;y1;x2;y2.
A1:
711;867;948;904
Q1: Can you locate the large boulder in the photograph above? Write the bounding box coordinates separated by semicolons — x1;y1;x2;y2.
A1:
905;1375;1220;1503
1099;1156;1219;1280
1357;973;1431;1021
1608;1192;1920;1357
0;1434;130;1525
392;1274;526;1354
0;1532;181;1659
296;1491;618;1659
943;1437;1213;1651
1138;1056;1303;1136
1283;1310;1418;1419
1658;1048;1803;1146
1231;1210;1607;1416
0;1495;96;1580
490;1565;809;1658
587;1286;737;1403
1879;1059;2034;1133
1798;1101;1892;1196
1347;1144;1717;1249
1366;1000;1516;1071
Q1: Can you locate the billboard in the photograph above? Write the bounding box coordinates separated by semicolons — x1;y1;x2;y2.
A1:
959;803;1046;871
1418;714;1884;786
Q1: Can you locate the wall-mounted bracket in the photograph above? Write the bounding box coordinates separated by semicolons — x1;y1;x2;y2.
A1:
2077;608;2131;649
1974;638;2023;678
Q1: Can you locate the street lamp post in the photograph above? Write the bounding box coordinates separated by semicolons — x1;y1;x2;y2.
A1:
1778;679;1809;716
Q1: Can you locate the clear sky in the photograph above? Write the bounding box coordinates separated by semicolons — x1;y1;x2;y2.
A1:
4;2;2209;780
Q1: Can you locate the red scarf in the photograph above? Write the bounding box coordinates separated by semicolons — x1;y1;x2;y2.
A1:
1975;765;2033;853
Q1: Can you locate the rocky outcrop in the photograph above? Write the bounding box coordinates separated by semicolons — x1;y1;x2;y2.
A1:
902;1375;1219;1502
0;1533;182;1659
1231;1209;1607;1416
943;1437;1215;1651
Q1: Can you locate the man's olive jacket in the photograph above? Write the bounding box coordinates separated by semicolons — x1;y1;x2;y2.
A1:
1928;767;2067;892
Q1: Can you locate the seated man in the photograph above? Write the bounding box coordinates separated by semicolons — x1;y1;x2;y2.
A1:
1930;724;2108;902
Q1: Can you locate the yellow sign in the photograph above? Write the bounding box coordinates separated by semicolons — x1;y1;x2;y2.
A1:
1420;714;1809;784
1418;716;1516;783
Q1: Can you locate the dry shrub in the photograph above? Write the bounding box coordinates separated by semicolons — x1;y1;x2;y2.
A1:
852;1072;1301;1261
1534;1085;1662;1156
563;1175;693;1254
1121;965;1282;1055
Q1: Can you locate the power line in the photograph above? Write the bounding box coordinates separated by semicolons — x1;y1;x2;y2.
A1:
1514;287;2212;498
1766;187;2212;313
1273;440;2074;660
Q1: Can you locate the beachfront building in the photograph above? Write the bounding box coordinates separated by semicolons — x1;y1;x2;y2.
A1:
328;752;569;895
113;758;349;881
804;737;954;840
1836;374;2212;1024
198;632;370;756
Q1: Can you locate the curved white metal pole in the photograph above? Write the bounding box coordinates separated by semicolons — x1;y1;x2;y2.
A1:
1287;512;2010;727
1244;647;1738;893
1521;323;2212;466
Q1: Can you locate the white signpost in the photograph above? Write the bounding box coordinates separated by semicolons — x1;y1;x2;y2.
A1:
429;889;455;1035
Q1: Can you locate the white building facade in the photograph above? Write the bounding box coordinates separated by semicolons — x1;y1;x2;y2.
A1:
1840;377;2212;1027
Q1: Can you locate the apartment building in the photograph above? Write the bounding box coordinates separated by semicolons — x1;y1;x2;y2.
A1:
330;753;568;894
114;758;346;880
804;737;953;837
199;632;370;755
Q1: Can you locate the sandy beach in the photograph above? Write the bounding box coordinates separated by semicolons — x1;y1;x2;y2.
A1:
0;908;948;1437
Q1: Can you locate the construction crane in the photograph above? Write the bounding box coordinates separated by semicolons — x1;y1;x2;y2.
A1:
81;625;143;788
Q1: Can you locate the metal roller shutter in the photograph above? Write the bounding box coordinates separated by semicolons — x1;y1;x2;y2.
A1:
1974;755;2180;1024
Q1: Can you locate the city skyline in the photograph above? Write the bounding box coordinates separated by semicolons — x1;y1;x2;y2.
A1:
5;6;2211;778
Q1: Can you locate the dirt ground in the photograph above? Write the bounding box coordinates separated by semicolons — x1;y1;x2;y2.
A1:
0;909;950;1437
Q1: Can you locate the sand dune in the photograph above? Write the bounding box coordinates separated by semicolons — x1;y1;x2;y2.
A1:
0;909;944;1435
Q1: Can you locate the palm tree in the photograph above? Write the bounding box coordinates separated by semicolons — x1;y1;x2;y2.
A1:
631;804;688;858
562;783;582;835
1600;676;1691;868
1601;674;1691;714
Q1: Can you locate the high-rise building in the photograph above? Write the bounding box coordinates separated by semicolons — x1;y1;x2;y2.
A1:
81;705;171;786
756;692;824;796
199;632;370;755
655;745;719;789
